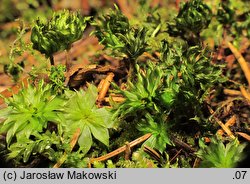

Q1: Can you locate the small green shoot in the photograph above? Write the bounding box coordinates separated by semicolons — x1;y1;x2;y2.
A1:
196;137;247;168
0;80;64;145
138;113;172;153
31;10;90;65
63;84;113;156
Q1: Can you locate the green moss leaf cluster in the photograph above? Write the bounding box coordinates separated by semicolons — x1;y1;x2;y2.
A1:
63;84;112;156
92;5;148;60
112;62;164;119
138;114;172;153
0;81;64;146
168;0;212;44
0;83;113;164
112;40;225;153
160;41;226;123
49;64;67;94
196;137;247;168
7;131;61;163
31;10;90;57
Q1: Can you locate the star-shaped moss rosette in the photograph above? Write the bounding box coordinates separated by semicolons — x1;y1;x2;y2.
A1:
168;0;212;44
0;80;65;146
92;5;148;78
31;10;91;65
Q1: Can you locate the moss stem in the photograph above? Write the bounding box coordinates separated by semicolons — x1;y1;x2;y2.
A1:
66;49;71;72
49;56;55;66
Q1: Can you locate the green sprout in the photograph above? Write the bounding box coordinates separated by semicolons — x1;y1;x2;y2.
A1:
168;0;212;44
217;2;235;25
31;10;90;66
137;113;172;153
160;41;225;124
92;5;148;76
49;64;67;95
63;84;113;156
92;4;130;51
112;62;164;120
196;137;247;168
7;131;61;164
4;22;29;82
0;80;64;146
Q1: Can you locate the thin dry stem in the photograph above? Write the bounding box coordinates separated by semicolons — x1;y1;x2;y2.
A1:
124;142;131;160
169;149;182;163
223;89;242;96
240;86;250;101
208;106;235;139
89;133;152;163
66;50;71;72
236;132;250;142
49;56;54;66
104;96;125;103
217;115;236;135
193;158;201;168
227;41;250;88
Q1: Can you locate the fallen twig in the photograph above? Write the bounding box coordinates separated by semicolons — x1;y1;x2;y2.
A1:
171;137;196;153
97;79;105;91
227;41;250;88
208;106;235;139
89;133;152;164
170;149;182;163
141;52;158;62
239;86;250;102
223;88;242;96
193;157;201;168
143;145;161;164
124;142;131;160
236;132;250;142
104;96;125;103
97;72;115;104
217;115;236;135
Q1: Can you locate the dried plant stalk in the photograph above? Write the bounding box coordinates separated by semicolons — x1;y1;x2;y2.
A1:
227;41;250;88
